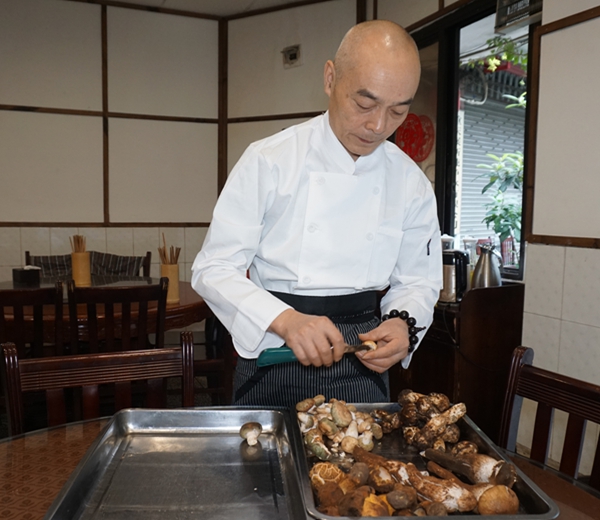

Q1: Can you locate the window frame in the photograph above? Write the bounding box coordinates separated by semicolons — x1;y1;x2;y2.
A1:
409;0;534;281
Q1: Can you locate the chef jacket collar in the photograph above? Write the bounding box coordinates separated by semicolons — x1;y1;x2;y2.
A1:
315;111;386;175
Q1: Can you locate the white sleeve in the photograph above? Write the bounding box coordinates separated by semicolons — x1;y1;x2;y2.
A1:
191;145;291;358
380;173;443;368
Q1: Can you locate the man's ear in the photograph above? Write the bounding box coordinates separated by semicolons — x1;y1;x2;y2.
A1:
324;60;335;97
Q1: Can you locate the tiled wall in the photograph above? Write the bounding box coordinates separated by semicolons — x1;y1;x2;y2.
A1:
0;226;207;285
520;243;600;473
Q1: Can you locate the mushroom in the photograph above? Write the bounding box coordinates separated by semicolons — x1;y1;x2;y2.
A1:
239;421;263;446
422;448;517;487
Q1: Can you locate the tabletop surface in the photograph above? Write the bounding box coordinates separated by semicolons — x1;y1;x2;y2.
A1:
2;418;600;520
0;419;109;519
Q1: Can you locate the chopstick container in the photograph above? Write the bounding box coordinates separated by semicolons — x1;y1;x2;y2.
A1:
72;252;91;287
160;263;180;304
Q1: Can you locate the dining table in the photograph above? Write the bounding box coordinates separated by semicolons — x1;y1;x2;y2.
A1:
1;417;600;520
0;275;211;342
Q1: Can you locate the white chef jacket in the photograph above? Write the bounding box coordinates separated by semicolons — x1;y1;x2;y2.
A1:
191;112;443;367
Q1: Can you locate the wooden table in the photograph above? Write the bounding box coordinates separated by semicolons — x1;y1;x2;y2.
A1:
0;277;211;341
2;419;600;520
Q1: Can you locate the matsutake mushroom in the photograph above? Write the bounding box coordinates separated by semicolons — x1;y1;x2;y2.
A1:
422;448;518;488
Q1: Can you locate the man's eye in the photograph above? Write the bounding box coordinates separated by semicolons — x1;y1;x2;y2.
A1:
356;102;373;110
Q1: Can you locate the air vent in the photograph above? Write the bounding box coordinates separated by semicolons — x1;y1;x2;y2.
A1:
282;45;301;69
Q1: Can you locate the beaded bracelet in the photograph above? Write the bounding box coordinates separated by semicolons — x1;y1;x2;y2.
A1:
381;309;426;353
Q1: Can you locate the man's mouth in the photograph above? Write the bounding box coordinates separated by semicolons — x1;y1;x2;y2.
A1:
356;136;375;145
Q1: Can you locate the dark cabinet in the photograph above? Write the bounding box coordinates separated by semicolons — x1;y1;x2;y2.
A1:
389;283;525;444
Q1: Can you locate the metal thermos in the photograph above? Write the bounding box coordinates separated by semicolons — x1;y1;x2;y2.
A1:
439;250;469;302
472;244;503;288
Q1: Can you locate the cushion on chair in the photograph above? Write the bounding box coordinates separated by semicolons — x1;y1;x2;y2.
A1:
90;251;145;276
27;254;72;277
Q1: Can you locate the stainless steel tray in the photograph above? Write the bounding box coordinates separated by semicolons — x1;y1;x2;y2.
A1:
45;408;306;520
295;403;560;520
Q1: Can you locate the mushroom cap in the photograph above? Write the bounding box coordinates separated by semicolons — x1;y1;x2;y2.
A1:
239;421;263;445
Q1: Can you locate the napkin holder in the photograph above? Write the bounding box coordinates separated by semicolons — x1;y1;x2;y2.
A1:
13;266;41;286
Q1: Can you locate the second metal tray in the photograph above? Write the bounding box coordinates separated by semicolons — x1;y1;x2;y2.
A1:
294;403;560;520
45;408;306;520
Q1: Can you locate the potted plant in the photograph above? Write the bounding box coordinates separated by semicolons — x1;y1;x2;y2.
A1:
477;151;523;266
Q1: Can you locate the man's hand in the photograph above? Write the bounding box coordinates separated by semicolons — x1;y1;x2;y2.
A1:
268;309;346;367
355;318;411;372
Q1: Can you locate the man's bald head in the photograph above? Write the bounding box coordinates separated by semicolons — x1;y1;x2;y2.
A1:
323;20;421;160
334;20;420;81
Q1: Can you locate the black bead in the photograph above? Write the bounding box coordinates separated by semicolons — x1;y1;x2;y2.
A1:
409;335;419;345
406;317;417;327
389;309;400;318
382;314;389;321
399;310;409;320
409;326;417;335
408;344;415;353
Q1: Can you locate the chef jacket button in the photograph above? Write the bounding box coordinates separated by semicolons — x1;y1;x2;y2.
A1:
366;233;374;241
303;277;311;284
308;224;318;233
373;187;380;195
316;176;325;185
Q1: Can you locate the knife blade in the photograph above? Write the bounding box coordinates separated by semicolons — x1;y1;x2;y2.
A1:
256;343;375;367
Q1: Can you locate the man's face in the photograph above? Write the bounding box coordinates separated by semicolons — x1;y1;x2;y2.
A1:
324;57;420;160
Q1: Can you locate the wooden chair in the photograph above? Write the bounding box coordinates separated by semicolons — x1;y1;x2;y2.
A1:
193;315;235;405
499;346;600;492
67;278;168;354
0;331;195;436
90;251;152;277
0;282;64;358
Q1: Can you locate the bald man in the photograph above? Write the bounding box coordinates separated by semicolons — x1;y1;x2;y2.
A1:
192;20;443;408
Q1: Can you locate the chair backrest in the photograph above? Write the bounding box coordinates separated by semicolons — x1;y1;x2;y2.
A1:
0;282;64;358
193;315;235;405
25;251;71;277
90;251;152;277
1;332;195;436
67;277;168;353
499;346;600;491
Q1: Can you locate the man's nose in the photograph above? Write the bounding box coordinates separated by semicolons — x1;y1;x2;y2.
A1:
365;109;387;134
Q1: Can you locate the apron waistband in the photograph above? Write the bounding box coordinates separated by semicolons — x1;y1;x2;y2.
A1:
269;290;378;324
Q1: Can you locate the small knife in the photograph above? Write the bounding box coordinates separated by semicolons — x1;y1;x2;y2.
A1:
256;343;375;367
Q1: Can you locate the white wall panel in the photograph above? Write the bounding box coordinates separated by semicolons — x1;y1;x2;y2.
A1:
107;7;218;118
109;118;217;222
377;0;438;27
543;0;600;24
0;111;103;222
227;118;311;173
532;16;600;238
0;0;102;110
228;0;354;118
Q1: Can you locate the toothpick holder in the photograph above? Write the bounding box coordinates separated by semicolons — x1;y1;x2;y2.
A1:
71;252;91;287
161;264;180;304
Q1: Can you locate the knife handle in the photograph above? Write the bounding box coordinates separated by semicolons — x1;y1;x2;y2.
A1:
256;346;298;367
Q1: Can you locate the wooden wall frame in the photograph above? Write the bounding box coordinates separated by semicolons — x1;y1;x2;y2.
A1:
0;0;338;228
524;5;600;249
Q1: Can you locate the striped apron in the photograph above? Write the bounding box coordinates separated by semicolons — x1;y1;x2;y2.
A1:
232;291;389;408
